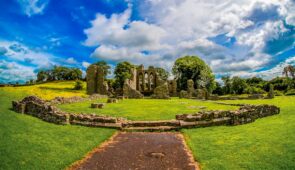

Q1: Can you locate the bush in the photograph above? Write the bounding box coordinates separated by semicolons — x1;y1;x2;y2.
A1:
274;90;284;96
245;86;265;94
285;89;295;96
73;80;83;90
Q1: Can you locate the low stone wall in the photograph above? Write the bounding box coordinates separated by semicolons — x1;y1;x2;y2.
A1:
12;96;123;128
50;94;107;105
12;96;280;131
12;96;68;124
176;104;280;127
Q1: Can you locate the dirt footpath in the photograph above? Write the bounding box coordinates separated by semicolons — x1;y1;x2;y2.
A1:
71;132;199;170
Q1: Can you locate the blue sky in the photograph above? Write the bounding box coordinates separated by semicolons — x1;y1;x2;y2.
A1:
0;0;294;83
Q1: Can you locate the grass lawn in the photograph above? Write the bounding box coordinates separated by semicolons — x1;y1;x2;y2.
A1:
57;98;238;121
0;82;115;169
1;81;294;170
183;96;295;170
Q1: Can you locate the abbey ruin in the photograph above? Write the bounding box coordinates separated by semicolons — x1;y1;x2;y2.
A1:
86;64;177;98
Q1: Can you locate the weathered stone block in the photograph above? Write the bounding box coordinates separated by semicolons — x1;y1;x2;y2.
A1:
91;103;105;109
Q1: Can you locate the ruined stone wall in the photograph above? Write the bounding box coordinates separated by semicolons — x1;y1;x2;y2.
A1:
151;82;170;99
176;104;280;127
12;96;123;127
86;64;108;95
12;96;280;130
123;81;144;99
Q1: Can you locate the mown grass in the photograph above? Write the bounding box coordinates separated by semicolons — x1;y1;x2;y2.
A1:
0;82;115;169
57;98;238;121
183;96;295;170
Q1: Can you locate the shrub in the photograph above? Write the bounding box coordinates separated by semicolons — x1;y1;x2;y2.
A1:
285;89;295;96
274;90;284;96
73;80;83;90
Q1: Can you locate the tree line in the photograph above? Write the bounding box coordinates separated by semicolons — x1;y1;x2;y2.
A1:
33;56;295;96
37;66;82;82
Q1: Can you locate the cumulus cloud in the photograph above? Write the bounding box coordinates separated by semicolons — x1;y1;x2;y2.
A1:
83;0;295;79
0;60;35;83
17;0;49;17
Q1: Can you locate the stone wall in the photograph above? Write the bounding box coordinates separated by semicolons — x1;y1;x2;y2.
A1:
123;81;144;99
86;64;108;95
176;104;280;127
151;83;170;99
12;96;280;131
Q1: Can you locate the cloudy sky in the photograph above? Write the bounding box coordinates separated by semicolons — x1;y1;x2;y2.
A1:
0;0;294;83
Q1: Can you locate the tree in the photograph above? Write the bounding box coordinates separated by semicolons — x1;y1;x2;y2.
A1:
231;76;248;94
172;56;215;92
114;61;134;88
212;82;223;95
221;76;231;94
94;61;111;78
155;67;169;80
282;65;295;78
37;70;48;82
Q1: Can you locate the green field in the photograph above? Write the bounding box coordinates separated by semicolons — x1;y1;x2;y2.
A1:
0;81;294;170
57;98;238;121
0;82;115;169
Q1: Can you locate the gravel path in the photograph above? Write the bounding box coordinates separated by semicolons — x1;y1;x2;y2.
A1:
71;132;199;170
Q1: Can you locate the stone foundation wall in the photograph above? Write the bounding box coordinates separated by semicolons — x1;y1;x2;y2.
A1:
176;104;280;127
12;96;280;130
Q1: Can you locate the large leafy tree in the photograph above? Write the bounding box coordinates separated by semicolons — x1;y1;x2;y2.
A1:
94;61;111;78
231;76;248;94
172;56;215;92
114;61;134;88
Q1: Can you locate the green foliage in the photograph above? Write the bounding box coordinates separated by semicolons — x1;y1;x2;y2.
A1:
37;66;82;82
212;82;223;95
155;67;169;80
245;86;265;94
285;89;295;96
172;56;215;92
94;61;111;78
114;61;134;88
73;80;83;90
231;76;248;94
274;90;284;96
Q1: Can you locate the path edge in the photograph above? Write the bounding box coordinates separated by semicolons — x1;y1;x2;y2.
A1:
66;131;120;170
177;133;201;170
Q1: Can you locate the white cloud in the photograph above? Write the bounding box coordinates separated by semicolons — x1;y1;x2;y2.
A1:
65;57;78;64
84;0;295;79
17;0;49;17
0;60;36;83
230;56;295;80
82;61;90;68
0;41;58;70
